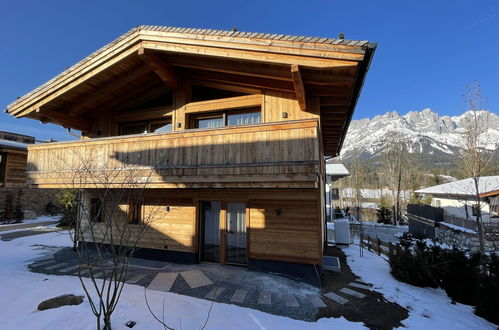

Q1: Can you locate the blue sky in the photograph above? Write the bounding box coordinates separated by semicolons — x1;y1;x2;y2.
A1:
1;0;498;141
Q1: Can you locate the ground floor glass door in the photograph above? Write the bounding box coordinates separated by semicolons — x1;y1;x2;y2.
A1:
200;201;221;263
226;203;247;264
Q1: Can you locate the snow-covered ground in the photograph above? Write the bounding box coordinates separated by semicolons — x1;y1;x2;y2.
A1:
0;230;362;329
0;215;60;228
1;219;495;329
344;245;496;329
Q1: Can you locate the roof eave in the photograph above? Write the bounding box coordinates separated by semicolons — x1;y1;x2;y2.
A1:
333;42;377;156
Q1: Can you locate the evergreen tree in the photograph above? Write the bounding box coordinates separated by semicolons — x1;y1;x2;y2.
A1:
2;191;15;223
14;189;23;223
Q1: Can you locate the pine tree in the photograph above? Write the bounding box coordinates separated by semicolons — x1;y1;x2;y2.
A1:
14;189;24;223
3;191;15;223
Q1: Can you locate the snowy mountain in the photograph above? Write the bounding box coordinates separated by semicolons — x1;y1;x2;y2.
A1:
340;109;499;162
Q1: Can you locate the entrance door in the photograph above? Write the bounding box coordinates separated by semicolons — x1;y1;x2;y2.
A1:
200;201;221;263
226;203;247;265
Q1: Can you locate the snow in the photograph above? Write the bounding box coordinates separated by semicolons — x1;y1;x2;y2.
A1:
343;245;496;330
415;176;499;197
0;138;29;150
340;109;499;159
325;163;350;177
440;222;477;234
0;226;365;329
342;188;412;200
0;215;60;228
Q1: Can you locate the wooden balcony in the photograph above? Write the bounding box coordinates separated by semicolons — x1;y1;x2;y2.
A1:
27;119;321;189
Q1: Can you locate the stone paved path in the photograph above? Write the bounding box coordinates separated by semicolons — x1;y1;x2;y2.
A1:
180;269;213;288
27;250;376;322
148;272;178;292
340;287;366;299
0;220;58;232
230;288;248;303
0;227;61;241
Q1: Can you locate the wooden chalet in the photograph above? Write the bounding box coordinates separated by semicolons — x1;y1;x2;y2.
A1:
6;26;375;285
0;132;35;187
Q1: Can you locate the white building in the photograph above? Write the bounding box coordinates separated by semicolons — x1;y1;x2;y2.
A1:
415;176;499;222
325;163;350;221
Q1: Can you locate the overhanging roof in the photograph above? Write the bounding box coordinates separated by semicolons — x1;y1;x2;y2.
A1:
6;25;376;155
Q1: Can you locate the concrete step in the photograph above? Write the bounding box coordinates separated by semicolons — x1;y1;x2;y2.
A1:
324;292;349;305
339;287;366;299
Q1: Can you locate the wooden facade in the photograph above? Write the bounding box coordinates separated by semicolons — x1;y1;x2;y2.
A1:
7;26;375;284
0;132;34;187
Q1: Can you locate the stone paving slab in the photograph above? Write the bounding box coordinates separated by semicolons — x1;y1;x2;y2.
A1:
258;291;271;305
74;268;90;276
204;287;225;300
0;227;61;241
306;294;327;308
230;288;248;303
127;273;147;284
32;260;56;267
349;282;371;291
180;270;213;289
0;220;58;232
324;292;349;305
92;271;104;278
340;287;366;299
284;294;299;307
45;263;68;270
59;264;80;273
148;272;178;292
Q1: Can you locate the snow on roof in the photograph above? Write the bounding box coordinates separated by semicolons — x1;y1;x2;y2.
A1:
0;139;28;150
415;176;499;197
326;163;350;177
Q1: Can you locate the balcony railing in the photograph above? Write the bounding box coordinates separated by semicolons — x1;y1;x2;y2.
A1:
26;119;320;189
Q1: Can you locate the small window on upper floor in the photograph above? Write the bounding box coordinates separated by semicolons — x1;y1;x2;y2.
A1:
119;118;172;136
149;120;172;133
190;108;261;129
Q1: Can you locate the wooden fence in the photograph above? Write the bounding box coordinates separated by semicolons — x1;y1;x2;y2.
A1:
359;234;401;258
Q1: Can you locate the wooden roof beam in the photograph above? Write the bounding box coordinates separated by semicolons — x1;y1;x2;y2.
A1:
36;108;91;132
183;69;295;93
87;83;169;118
68;65;151;117
138;47;179;90
291;65;306;111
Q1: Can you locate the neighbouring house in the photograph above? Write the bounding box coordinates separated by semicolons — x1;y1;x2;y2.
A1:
325;162;350;221
408;176;499;251
6;26;376;285
0;131;34;188
0;132;59;219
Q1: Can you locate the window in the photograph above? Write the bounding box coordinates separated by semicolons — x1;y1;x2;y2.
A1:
0;153;5;186
490;199;498;217
472;205;480;217
119;118;172;136
128;200;142;224
149;120;172;133
191;108;261;129
90;198;103;222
